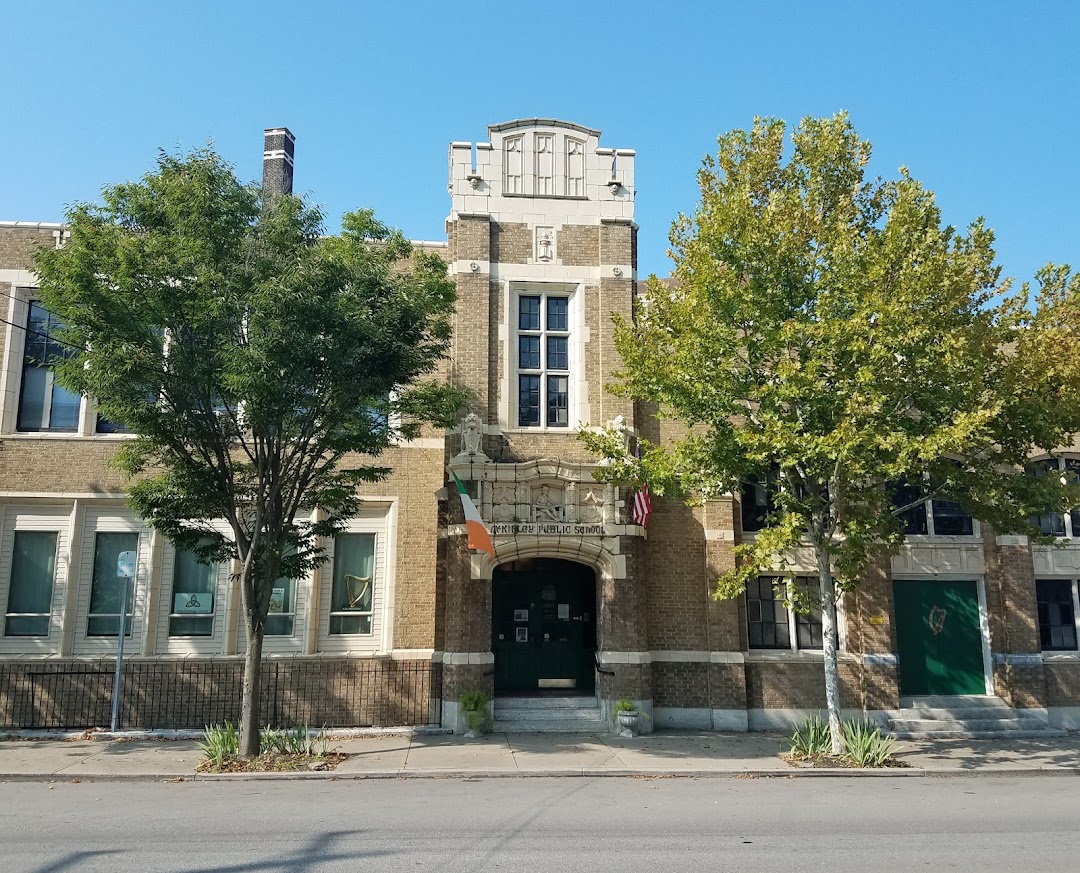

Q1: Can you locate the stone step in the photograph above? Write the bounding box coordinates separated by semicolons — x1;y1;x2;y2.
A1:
888;717;1054;733
886;707;1046;721
494;696;599;712
889;728;1067;740
899;695;1012;710
492;718;609;734
494;707;603;722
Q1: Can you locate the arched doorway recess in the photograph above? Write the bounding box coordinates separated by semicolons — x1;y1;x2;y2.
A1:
491;557;597;694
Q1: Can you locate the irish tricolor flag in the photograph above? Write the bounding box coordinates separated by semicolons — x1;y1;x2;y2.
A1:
452;472;495;557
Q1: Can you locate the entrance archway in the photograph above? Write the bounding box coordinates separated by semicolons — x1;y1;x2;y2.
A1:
492;558;597;694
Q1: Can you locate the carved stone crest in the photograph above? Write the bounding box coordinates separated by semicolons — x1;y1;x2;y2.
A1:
459;412;485;458
532;483;563;522
535;226;555;263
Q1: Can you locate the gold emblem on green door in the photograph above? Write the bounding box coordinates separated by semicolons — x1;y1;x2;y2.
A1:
927;605;947;635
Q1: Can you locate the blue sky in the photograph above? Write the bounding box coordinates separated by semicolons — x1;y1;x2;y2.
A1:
3;0;1077;283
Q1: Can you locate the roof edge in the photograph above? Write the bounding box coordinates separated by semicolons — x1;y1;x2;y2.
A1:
487;118;601;138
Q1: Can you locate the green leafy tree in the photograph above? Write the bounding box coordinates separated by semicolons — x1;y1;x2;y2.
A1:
583;114;1080;754
34;149;464;755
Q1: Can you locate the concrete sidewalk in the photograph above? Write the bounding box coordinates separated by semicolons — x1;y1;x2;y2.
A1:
1;730;1078;781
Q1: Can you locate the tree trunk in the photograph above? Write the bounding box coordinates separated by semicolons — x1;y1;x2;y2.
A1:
816;551;844;755
239;619;264;757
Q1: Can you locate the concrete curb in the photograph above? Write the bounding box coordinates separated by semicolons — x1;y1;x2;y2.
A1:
3;766;1079;782
0;726;453;742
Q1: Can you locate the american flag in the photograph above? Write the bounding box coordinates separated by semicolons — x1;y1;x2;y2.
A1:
630;482;652;527
630;437;652;527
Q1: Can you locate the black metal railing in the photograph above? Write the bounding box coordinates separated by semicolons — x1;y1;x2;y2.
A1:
1;660;443;730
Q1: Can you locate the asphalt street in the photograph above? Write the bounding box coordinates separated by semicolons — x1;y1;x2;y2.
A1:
2;776;1078;872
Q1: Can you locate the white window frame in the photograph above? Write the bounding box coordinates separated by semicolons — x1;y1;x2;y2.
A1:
0;286;133;439
317;502;396;654
155;521;232;655
1034;576;1080;654
72;507;151;655
510;284;577;432
0;505;72;655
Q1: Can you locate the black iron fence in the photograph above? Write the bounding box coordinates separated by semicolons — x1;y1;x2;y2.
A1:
1;660;443;730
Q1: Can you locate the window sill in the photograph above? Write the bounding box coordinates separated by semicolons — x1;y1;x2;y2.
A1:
4;431;136;442
745;650;858;662
903;534;981;543
1041;651;1080;661
503;426;580;436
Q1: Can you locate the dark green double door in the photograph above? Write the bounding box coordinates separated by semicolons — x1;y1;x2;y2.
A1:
894;580;986;696
492;560;596;692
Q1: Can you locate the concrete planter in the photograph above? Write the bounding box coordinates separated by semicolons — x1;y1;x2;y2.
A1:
617;709;639;738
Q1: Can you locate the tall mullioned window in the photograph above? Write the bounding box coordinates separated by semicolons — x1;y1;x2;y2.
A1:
17;300;81;432
4;531;58;636
86;532;139;636
517;293;570;428
1036;579;1079;652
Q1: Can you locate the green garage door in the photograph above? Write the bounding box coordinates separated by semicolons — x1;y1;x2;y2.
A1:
894;579;986;696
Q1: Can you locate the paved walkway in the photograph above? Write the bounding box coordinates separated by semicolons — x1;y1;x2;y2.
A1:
1;731;1078;780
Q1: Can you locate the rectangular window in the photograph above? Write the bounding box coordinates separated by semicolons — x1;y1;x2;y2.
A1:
747;576;824;651
889;477;974;537
1027;458;1080;539
1036;579;1078;651
547;375;568;427
741;470;777;532
516;291;571;429
518;375;541;427
265;573;296;636
17;301;81;432
931;499;974;536
329;533;375;635
519;336;540;369
87;532;139;636
168;548;216;637
746;576;790;649
889;480;929;535
96;414;129;435
4;531;58;637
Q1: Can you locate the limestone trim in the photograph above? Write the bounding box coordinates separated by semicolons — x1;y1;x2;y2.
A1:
390;648;437;660
488;119;601;137
468;536;626;583
597;650;747;665
440;651;495;665
992;653;1044;665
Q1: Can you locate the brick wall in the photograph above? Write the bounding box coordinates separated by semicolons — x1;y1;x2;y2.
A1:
490;222;531;264
0;226;56;271
745;660;861;710
1043;661;1080;707
644;498;708;650
0;658;442;729
558;225;599;266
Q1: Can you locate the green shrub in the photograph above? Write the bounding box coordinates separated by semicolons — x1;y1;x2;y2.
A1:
197;722;238;766
842;719;897;767
460;691;493;735
613;698;635;713
790;714;831;757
